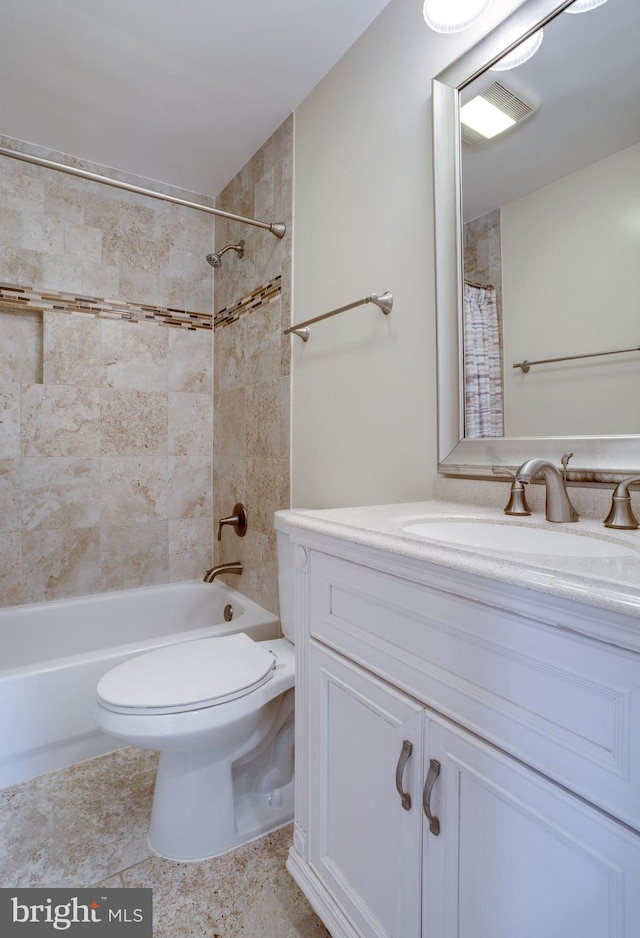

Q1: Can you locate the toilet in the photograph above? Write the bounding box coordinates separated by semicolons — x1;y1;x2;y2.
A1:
95;531;295;862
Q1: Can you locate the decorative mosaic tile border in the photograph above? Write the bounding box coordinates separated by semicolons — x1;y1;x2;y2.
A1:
0;283;213;330
0;276;283;332
214;275;282;329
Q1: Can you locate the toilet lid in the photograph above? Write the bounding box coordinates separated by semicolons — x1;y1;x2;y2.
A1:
97;633;276;715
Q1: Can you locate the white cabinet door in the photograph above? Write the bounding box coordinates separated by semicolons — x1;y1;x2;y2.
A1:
424;714;640;938
308;641;424;938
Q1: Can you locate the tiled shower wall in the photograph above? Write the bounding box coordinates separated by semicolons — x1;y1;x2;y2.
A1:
0;119;293;613
0;142;215;607
213;116;293;615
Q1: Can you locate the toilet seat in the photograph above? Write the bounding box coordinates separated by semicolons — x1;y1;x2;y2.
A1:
97;632;276;716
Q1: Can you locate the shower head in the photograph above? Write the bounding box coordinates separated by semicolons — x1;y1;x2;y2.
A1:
206;240;245;268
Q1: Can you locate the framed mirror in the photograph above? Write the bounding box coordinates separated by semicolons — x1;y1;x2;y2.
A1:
433;0;640;481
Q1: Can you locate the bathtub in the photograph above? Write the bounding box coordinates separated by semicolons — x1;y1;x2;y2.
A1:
0;581;280;790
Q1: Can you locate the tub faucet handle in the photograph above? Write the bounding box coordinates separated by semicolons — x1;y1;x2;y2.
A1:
492;467;531;516
217;503;247;541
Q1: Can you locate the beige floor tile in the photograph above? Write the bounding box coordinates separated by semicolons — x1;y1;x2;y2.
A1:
119;826;330;938
0;748;331;937
0;747;157;887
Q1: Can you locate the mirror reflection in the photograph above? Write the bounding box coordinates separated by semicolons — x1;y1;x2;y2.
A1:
460;0;640;440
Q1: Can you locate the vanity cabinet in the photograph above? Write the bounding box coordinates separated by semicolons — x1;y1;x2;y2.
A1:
285;536;640;938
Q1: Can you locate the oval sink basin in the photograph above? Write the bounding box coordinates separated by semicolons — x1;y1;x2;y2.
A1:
403;520;637;558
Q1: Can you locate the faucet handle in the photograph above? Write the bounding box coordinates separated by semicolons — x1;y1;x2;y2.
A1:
560;452;574;483
603;476;640;530
217;503;248;541
492;468;531;516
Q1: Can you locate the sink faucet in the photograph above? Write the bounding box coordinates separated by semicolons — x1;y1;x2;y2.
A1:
516;457;579;523
203;561;243;583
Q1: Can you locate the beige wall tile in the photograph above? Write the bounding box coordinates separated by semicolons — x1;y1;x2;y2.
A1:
0;206;23;247
23;216;63;255
239;530;279;616
22;385;101;457
0;459;21;532
0;532;22;607
22;457;100;531
100;389;168;456
213;455;247;534
42;313;103;387
0;311;42;384
246;457;290;537
185;272;213;314
41;254;84;293
44;182;84;224
245;378;289;460
22;527;101;603
168;455;213;520
101;522;169;591
169;518;213;582
0;246;44;287
101;319;169;391
168;328;212;394
168;392;212;456
214;387;246;457
81;264;120;299
244;297;282;386
100;456;169;525
213;319;245;394
0;383;21;457
2;169;44;213
63;223;103;264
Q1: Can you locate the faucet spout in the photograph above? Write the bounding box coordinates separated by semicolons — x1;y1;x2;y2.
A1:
516;458;579;523
203;561;243;583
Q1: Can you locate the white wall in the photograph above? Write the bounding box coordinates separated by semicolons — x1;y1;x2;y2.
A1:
502;141;640;437
291;0;524;509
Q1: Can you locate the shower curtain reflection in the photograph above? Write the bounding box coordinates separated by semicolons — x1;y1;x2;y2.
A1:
463;281;504;438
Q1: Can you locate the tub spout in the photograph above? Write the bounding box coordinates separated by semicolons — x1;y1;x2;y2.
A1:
203;561;243;583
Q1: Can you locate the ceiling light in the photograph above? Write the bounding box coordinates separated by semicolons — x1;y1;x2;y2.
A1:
460;96;516;139
565;0;608;12
490;28;543;71
460;82;535;144
422;0;491;34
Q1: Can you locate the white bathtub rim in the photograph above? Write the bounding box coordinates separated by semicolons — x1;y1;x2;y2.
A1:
0;579;279;680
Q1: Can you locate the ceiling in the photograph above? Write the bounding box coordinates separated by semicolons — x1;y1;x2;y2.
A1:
0;0;392;197
461;0;640;221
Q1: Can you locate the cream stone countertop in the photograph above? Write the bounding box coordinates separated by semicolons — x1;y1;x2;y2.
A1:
276;501;640;624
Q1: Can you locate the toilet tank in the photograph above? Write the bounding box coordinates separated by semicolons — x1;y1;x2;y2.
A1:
275;526;295;643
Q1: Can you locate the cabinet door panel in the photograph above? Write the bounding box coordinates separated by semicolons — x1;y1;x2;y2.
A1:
309;641;424;938
424;715;640;938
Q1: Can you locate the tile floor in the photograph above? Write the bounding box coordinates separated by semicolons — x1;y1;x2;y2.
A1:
0;747;331;937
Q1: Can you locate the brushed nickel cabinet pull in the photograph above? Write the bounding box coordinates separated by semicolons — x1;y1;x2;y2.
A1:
395;739;413;811
422;759;441;836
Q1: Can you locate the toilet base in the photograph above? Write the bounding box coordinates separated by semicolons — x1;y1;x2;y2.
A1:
148;773;295;862
148;690;295;861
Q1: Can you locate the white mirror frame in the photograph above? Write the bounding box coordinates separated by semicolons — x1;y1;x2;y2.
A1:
433;0;640;483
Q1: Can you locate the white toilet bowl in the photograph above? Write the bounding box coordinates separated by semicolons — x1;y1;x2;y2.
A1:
96;633;295;861
95;527;297;861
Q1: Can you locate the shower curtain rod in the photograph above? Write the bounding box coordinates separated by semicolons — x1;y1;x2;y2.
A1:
0;145;286;238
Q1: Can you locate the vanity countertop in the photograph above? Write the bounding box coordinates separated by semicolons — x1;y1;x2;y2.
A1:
276;500;640;625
